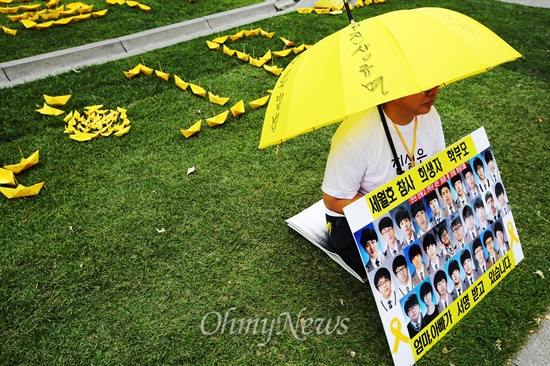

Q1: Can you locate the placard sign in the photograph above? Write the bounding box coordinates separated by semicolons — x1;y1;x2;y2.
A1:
344;127;523;365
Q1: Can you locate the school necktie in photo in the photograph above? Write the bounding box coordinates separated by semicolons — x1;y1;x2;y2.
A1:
435;264;438;270
388;300;393;309
492;256;496;263
482;265;486;273
413;323;420;331
457;288;461;296
420;272;424;280
375;260;380;267
444;300;447;307
469;276;473;285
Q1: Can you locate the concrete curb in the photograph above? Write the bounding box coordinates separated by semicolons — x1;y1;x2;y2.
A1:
0;0;300;88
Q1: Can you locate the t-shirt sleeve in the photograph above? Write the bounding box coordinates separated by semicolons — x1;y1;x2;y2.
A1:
322;138;366;200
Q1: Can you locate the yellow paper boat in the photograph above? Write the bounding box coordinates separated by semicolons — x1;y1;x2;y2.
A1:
354;0;364;8
20;19;37;28
69;132;94;141
73;13;91;22
92;9;108;18
124;69;139;78
0;6;19;14
84;105;104;113
314;8;330;14
0;168;15;185
36;21;54;30
374;0;385;3
189;83;206;97
260;29;275;38
260;50;272;61
0;0;14;4
236;51;249;61
174;75;189;90
46;0;60;8
293;44;306;54
36;103;64;116
223;45;236;56
273;49;292;58
229;30;244;41
230;100;245;117
296;8;314;13
4;150;39;174
0;182;44;199
155;70;170;81
138;63;153;75
54;16;72;25
114;125;131;137
21;4;41;11
249;95;270;109
249;57;267;67
137;3;151;12
43;94;71;106
1;25;17;36
77;5;93;14
208;92;230;106
206;110;230;127
243;28;260;37
206;40;221;50
126;0;139;7
263;64;283;76
60;8;76;16
180;120;201;138
8;13;26;21
280;37;294;47
212;35;228;44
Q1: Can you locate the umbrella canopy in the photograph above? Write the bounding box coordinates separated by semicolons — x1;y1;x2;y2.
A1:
259;7;521;149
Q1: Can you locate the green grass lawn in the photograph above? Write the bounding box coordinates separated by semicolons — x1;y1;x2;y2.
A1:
1;0;549;365
0;0;263;62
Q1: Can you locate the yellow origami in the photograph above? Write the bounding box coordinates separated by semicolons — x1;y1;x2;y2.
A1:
20;19;37;28
46;0;60;8
273;49;292;58
260;29;275;38
124;69;140;78
223;45;236;56
77;5;94;14
73;14;91;22
36;103;64;116
126;0;138;7
229;30;244;41
190;83;206;97
138;3;151;12
260;50;272;61
138;63;153;75
263;64;283;76
212;35;228;44
243;28;260;37
69;132;94;141
206;110;229;127
296;8;313;13
84;104;104;114
180;120;201;138
249;95;270;109
54;17;73;26
92;9;108;18
236;51;249;61
0;182;44;199
206;40;221;50
44;94;71;106
21;4;41;11
293;44;306;54
2;26;17;36
0;168;15;185
8;13;27;21
155;70;170;81
314;8;330;14
36;21;55;30
249;57;267;67
280;37;294;47
208;92;230;106
115;125;131;137
0;6;19;14
230;100;245;117
174;75;189;90
3;150;39;174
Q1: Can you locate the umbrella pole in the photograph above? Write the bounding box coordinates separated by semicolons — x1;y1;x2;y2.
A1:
343;1;355;24
377;105;404;176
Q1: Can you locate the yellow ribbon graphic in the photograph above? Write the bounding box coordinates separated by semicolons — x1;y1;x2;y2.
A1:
507;221;520;248
390;318;410;354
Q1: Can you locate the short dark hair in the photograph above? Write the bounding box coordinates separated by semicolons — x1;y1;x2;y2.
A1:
473;157;484;172
495;182;505;197
419;282;433;302
411;201;426;217
392;255;407;274
485;191;494;201
451;174;463;189
473;197;484;210
460;249;472;265
494;221;504;234
451;215;462;230
425;190;438;205
422;233;437;251
374;267;391;288
472;237;483;252
404;293;419;313
462;204;473;218
463;163;473;176
438;182;451;196
378;216;394;232
484;150;494;164
395;206;411;226
448;259;460;275
483;230;494;244
408;244;422;262
436;222;449;241
434;269;447;286
360;228;378;249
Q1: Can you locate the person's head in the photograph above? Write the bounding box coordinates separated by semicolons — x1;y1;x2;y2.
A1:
404;294;421;322
425;191;440;216
374;267;392;299
408;244;423;270
378;217;396;245
484;150;496;174
434;270;448;296
438;182;453;206
473;157;486;180
485;191;496;212
384;87;439;124
484;230;495;254
422;233;438;260
495;182;506;206
463;164;477;191
411;201;428;231
460;249;473;276
392;255;410;285
448;260;461;286
494;221;505;247
451;174;464;196
360;228;379;259
395;206;413;237
462;205;475;231
437;223;451;246
420;282;434;306
473;198;486;220
451;215;464;242
472;238;485;265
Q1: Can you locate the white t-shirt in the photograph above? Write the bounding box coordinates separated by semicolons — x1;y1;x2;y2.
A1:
322;106;445;216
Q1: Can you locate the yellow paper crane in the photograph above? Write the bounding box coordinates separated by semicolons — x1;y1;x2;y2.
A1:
3;150;39;174
190;83;206;97
43;94;71;106
36;103;65;116
230;100;245;117
0;168;15;185
174;75;189;90
180;120;201;138
208;92;230;106
0;182;44;199
249;95;270;109
206;110;230;127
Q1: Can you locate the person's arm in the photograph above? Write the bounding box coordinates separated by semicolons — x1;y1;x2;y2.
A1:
322;192;362;215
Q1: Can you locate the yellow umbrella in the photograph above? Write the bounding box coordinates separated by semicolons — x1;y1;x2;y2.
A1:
259;7;521;148
4;150;39;174
0;168;15;185
0;182;44;199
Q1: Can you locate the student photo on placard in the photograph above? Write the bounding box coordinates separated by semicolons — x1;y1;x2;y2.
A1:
419;281;440;326
462;163;481;199
356;225;386;273
421;232;445;275
411;200;432;237
438;181;458;217
494;182;511;217
450;214;468;251
406;243;428;287
460;247;476;289
425;190;445;226
373;266;399;312
484;190;501;222
473;197;493;231
434;269;456;312
447;258;467;299
472;237;489;278
395;204;418;247
435;221;456;261
377;215;404;258
483;229;499;266
494;220;510;257
484;149;501;184
402;291;426;338
451;172;470;209
461;204;480;245
473;155;492;194
392;254;414;298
